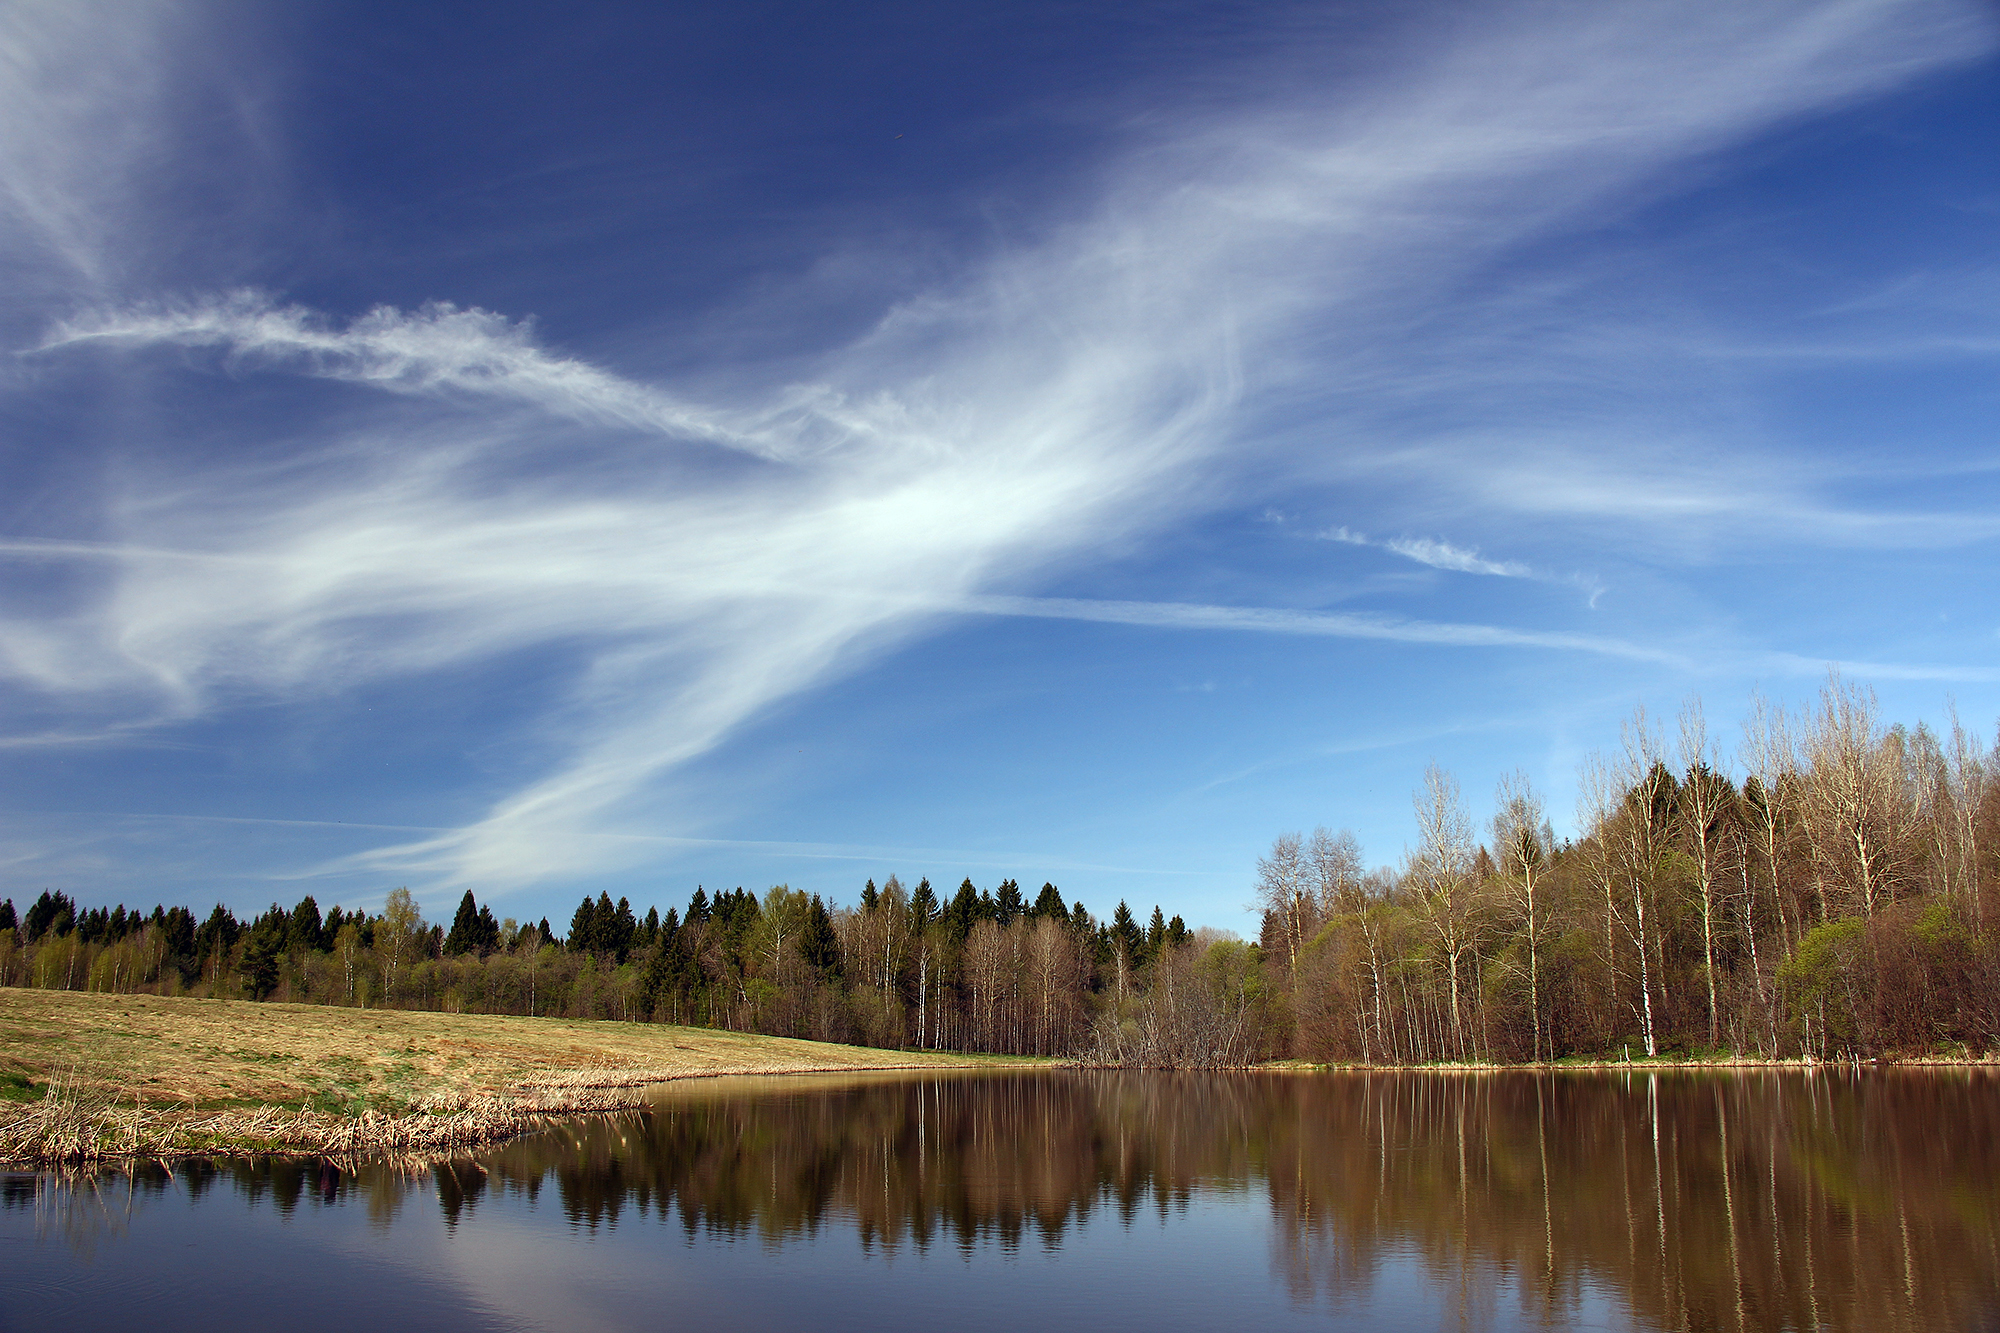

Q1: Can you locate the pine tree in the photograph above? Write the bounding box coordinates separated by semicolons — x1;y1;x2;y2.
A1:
1111;901;1142;962
446;891;483;956
609;895;637;962
289;896;325;953
994;879;1023;926
568;895;599;952
860;879;879;913
945;878;981;948
1032;882;1067;919
0;898;14;932
23;890;75;943
801;895;840;980
908;878;938;933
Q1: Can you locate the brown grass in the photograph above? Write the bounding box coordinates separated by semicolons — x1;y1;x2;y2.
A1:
0;988;1028;1166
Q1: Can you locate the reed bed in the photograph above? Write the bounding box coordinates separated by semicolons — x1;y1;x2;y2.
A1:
0;1073;663;1167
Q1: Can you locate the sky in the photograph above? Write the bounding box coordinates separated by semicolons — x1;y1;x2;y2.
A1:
2;0;1999;936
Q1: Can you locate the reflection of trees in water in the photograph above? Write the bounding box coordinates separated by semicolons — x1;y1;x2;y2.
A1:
8;1071;1995;1331
1262;1072;2000;1333
470;1072;1273;1252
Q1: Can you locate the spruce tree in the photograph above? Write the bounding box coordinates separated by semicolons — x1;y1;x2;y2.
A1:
0;898;14;932
446;891;483;955
908;878;938;933
568;895;598;952
801;895;840;980
1032;882;1067;919
945;878;981;948
610;896;637;962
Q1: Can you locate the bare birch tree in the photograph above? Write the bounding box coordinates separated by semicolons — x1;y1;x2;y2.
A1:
1410;763;1481;1060
1677;698;1732;1049
1801;673;1915;919
1256;832;1311;983
1493;770;1552;1062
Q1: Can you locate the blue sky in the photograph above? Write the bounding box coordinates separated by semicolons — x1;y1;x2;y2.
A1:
3;1;1999;934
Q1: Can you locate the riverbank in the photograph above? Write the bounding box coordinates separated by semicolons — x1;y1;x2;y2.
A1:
1270;1053;2000;1072
0;989;1028;1166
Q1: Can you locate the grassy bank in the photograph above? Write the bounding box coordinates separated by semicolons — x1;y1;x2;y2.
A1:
0;989;1026;1166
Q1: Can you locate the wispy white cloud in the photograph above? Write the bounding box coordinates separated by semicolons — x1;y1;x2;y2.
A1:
4;0;1991;893
40;294;784;459
968;594;1683;664
1321;526;1534;578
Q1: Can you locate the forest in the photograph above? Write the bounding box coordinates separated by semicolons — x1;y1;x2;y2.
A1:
1;675;1995;1066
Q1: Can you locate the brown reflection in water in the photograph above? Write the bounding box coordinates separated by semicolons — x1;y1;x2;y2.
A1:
1258;1071;2000;1333
12;1070;1997;1331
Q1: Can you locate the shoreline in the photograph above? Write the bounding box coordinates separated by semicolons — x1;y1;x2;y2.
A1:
0;1063;1003;1169
1256;1053;2000;1074
0;988;1026;1169
6;988;1994;1168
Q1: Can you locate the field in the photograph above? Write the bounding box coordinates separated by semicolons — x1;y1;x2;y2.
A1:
0;989;1025;1163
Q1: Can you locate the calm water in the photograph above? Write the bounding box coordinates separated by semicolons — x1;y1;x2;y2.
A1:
6;1069;1997;1332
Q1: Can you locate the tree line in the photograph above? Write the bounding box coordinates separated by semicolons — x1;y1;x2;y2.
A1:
0;869;1243;1059
1;673;1993;1064
1254;676;1999;1064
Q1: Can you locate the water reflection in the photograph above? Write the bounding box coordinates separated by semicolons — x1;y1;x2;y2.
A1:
11;1070;1999;1332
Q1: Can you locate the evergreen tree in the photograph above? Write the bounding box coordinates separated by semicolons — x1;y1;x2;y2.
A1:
686;886;711;925
23;890;75;943
0;898;14;932
1111;901;1143;964
610;896;638;962
1167;914;1189;948
240;907;286;999
908;878;938;934
288;896;325;953
944;878;981;948
568;895;599;952
161;906;198;984
860;879;879;913
537;916;554;945
1145;906;1166;964
1032;882;1067;919
994;879;1023;926
801;895;840;980
475;903;500;954
446;891;483;955
194;903;240;968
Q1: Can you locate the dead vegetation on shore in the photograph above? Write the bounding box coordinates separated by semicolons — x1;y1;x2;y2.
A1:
0;989;1019;1168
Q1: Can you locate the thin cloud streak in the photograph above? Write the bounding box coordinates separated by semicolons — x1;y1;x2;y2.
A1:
41;293;782;459
968;594;1687;665
1323;525;1536;577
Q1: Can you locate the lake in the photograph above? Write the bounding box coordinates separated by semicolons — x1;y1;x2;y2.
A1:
5;1069;1996;1331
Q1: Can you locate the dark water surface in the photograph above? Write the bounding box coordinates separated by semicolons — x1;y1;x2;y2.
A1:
6;1069;1998;1332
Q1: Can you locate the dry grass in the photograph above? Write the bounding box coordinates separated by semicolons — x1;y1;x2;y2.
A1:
0;988;1026;1166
